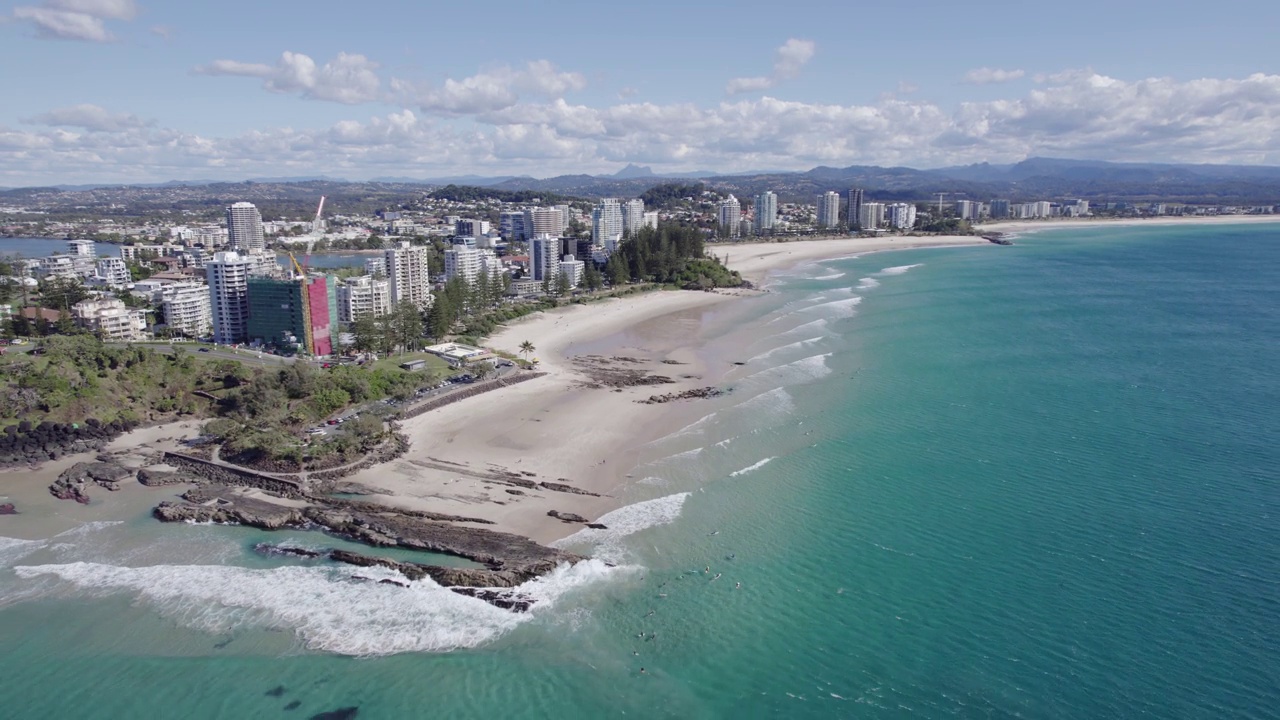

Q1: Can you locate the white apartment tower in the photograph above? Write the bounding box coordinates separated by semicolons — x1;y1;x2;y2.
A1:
717;195;742;237
887;203;917;230
67;239;96;257
525;207;566;238
96;257;132;288
226;202;265;253
859;202;886;230
621;199;646;237
816;191;841;229
754;191;778;232
158;282;213;338
383;241;432;310
206;250;252;344
444;246;482;284
531;235;560;282
591;198;624;244
336;275;391;323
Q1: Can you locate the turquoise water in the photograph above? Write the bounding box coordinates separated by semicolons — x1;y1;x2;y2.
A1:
2;224;1278;718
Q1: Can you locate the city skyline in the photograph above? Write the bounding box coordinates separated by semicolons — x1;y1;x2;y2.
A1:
1;0;1279;186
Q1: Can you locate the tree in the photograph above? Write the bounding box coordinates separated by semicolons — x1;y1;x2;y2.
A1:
388;301;424;353
518;341;535;360
555;272;572;297
582;263;603;291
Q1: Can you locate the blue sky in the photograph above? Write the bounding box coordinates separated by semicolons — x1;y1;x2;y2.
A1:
2;0;1279;185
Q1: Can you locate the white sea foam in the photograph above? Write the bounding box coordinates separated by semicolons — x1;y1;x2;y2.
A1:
714;437;736;448
670;411;719;438
779;318;829;338
747;336;825;364
856;276;880;290
729;457;775;477
741;353;833;388
810;271;846;280
51;521;125;538
0;536;46;567
13;557;632;656
637;476;670;486
878;263;923;276
800;296;862;319
552;492;691;563
730;386;796;421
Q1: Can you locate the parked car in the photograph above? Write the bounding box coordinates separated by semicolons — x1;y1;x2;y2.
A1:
198;348;211;352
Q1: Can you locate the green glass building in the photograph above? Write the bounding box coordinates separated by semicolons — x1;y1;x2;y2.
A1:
246;278;306;353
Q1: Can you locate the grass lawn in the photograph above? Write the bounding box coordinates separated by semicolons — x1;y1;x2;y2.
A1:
369;351;453;377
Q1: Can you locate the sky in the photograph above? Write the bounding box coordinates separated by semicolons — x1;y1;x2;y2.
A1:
2;0;1279;186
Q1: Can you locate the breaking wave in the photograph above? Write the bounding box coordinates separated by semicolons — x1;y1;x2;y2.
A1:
729;457;775;477
552;492;692;563
0;536;45;568
747;336;825;364
878;263;923;276
13;557;632;656
800;296;862;319
856;276;880;290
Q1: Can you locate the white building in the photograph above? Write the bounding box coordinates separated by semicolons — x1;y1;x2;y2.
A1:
226;202;265;253
96;257;132;288
531;235;560;282
67;239;96;257
954;200;979;220
558;256;585;289
72;297;147;341
887;203;917;230
816;191;841;229
336;275;391;323
158;281;212;338
36;255;78;279
859;202;886;229
444;246;481;284
755;191;777;232
206;250;252;344
383;241;432;310
592;198;624;244
621;199;646;237
642;211;659;230
717;195;742;237
526;207;565;238
364;257;386;277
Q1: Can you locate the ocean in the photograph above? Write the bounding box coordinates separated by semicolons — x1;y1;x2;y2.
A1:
2;223;1278;718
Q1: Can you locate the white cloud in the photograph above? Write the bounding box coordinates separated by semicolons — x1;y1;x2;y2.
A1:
6;71;1280;185
727;38;816;95
195;51;383;105
11;0;136;42
398;61;586;116
963;67;1026;85
25;103;150;131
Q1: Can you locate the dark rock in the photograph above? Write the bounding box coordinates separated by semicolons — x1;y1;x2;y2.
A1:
586;523;608;530
637;387;725;405
0;503;16;515
254;543;323;559
136;468;187;487
378;578;410;588
153;495;304;529
732;361;747;366
538;481;601;497
547;510;588;524
310;708;358;720
449;587;533;612
504;489;525;496
265;685;286;697
284;700;301;711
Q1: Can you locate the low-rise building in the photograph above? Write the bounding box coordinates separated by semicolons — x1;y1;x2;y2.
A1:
336;275;391;323
72;297;147;341
158;281;212;338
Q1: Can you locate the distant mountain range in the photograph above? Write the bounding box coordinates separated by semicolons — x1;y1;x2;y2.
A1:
6;158;1280;205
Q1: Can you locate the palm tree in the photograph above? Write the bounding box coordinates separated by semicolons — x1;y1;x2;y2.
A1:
518;341;535;360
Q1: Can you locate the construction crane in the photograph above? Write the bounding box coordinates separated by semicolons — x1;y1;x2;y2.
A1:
311;196;326;234
288;251;315;356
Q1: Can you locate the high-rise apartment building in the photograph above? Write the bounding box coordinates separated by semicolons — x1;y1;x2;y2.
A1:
848;188;864;230
68;239;96;257
887;203;917;230
455;218;489;237
500;211;528;241
754;191;778;232
989;199;1011;219
226;202;265;253
531;235;560;282
96;257;131;288
621;199;646;237
591;198;624;244
383;241;432;310
207;250;253;344
525;207;565;238
859;202;886;230
717;195;742;237
816;191;841;229
336;275;391;323
955;200;979;220
444;246;482;284
158;282;213;338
